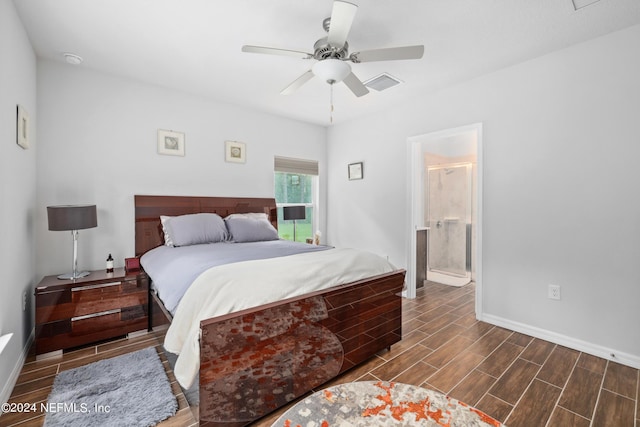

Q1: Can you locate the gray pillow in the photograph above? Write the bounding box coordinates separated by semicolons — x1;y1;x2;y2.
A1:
161;213;228;247
225;216;279;243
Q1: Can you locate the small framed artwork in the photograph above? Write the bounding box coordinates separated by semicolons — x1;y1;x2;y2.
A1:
16;105;29;149
348;162;363;180
157;129;185;156
225;140;246;163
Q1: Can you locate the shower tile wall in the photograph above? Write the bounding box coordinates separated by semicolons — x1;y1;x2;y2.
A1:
428;165;470;277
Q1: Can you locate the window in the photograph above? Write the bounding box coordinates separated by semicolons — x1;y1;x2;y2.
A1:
274;156;319;242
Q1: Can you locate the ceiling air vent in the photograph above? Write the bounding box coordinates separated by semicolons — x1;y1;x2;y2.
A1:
364;73;403;92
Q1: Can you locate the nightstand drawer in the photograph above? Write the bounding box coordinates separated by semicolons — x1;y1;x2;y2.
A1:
72;305;147;333
36;280;146;324
35;305;148;354
35;268;149;355
71;278;140;295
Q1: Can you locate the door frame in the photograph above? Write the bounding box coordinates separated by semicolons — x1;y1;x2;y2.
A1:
406;123;483;317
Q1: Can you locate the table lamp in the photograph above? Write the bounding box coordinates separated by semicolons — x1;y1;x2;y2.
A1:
283;205;306;242
47;204;97;280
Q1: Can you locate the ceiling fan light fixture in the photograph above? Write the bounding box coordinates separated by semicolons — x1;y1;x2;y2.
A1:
62;52;83;65
312;59;351;84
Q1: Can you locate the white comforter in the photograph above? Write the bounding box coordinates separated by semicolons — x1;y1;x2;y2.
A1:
164;247;397;388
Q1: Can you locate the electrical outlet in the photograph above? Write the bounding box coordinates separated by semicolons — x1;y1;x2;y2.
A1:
548;284;561;300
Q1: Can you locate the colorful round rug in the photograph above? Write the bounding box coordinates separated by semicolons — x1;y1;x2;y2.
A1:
272;381;504;426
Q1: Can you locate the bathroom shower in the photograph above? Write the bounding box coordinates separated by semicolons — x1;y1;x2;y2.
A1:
426;163;472;286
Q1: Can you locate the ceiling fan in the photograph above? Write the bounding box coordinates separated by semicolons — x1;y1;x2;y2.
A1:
241;0;424;98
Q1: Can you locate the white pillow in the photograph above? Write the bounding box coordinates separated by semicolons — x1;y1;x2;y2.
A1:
160;215;175;246
224;214;279;243
225;212;269;221
160;213;229;247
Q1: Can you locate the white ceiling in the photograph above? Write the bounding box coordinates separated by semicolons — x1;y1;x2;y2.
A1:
13;0;640;126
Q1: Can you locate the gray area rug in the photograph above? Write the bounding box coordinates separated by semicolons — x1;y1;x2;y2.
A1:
44;347;178;427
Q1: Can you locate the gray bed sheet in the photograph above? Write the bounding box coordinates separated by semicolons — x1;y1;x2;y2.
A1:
141;240;330;315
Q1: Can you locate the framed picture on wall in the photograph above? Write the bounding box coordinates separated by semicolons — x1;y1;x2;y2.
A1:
157;129;185;156
16;105;29;149
225;140;246;163
348;162;363;180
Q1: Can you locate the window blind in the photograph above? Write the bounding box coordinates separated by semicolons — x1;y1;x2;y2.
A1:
274;156;319;176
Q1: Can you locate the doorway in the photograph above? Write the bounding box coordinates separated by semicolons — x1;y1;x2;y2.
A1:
406;123;482;315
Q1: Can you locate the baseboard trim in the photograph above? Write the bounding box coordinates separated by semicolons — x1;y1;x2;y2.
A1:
0;329;34;405
480;313;640;370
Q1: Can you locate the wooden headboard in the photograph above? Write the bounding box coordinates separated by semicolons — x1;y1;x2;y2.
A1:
134;195;278;256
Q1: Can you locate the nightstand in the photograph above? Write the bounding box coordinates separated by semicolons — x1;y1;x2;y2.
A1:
35;267;149;355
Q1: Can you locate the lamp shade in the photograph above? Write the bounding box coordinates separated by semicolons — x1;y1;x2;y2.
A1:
283;206;306;221
47;205;97;231
312;58;351;83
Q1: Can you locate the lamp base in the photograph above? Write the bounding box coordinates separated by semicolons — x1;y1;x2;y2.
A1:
57;271;91;280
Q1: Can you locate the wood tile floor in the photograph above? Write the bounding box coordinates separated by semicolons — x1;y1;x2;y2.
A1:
3;281;639;426
1;327;197;427
259;281;639;427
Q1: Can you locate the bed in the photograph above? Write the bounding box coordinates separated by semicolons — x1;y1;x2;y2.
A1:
134;195;406;426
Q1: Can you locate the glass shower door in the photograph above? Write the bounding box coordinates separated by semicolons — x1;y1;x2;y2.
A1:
427;164;471;279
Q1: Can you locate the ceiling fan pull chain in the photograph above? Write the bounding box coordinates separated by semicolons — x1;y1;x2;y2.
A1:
330;83;334;124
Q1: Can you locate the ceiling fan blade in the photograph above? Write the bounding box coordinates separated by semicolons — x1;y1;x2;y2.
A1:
281;70;315;95
242;45;312;59
327;1;358;49
351;45;424;63
342;72;369;97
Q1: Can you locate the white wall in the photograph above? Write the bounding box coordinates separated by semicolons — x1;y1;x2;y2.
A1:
0;0;37;404
327;25;640;365
36;61;327;277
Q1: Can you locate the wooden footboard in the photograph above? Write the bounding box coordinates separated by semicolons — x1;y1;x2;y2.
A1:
198;269;406;427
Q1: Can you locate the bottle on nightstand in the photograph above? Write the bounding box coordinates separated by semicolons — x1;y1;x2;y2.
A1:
106;253;114;273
